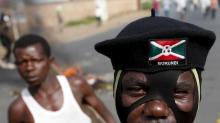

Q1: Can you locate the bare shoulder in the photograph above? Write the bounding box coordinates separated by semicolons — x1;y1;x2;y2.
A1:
67;75;89;88
8;95;27;123
67;75;94;94
9;95;26;114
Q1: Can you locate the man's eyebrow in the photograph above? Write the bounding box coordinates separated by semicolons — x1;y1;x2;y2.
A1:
176;82;194;89
122;77;147;85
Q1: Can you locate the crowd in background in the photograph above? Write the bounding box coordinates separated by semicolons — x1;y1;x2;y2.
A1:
152;0;219;20
0;11;15;69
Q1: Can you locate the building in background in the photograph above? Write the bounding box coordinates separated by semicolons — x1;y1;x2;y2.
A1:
2;0;140;37
25;0;69;4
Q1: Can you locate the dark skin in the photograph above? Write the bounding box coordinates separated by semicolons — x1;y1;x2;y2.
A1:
121;71;196;123
8;43;116;123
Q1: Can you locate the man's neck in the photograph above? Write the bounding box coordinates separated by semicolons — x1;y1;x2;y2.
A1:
28;73;60;97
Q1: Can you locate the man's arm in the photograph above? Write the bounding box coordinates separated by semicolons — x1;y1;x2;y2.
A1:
8;97;25;123
70;77;116;123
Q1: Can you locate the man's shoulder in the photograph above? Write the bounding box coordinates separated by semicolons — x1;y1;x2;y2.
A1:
8;94;28;122
8;93;33;123
65;75;92;95
9;94;26;114
66;75;88;87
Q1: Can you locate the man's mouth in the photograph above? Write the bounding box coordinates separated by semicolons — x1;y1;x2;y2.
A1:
139;118;175;123
26;75;38;81
144;120;171;123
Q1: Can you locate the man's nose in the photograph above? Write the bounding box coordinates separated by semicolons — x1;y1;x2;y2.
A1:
144;100;169;119
26;61;35;71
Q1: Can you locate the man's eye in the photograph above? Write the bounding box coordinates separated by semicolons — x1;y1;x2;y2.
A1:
175;90;188;94
32;58;43;62
15;61;25;65
128;86;142;91
174;89;189;98
126;86;146;96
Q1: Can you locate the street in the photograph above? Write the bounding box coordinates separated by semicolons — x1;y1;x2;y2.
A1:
1;8;220;123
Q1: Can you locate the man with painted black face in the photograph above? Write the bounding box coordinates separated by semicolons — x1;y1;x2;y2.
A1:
95;10;216;123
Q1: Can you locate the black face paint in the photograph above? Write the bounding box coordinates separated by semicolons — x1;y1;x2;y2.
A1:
115;70;198;123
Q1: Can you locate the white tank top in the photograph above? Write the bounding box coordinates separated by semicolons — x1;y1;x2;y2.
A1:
21;75;92;123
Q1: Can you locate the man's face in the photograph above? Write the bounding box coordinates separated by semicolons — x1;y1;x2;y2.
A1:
14;43;52;86
121;71;196;123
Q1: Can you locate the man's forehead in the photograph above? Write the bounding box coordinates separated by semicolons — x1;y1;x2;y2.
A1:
15;43;46;57
15;43;44;53
122;70;194;83
123;70;192;76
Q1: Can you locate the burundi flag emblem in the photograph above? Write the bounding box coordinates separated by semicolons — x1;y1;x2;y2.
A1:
148;39;186;66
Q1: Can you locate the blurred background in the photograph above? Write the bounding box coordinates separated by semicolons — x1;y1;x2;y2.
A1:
0;0;220;123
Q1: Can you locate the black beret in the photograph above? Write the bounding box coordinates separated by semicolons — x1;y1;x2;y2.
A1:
95;16;216;72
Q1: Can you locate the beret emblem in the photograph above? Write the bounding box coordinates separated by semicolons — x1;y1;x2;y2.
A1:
148;39;186;66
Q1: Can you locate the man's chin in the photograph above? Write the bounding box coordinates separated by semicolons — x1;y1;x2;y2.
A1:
26;79;41;87
133;118;176;123
138;121;175;123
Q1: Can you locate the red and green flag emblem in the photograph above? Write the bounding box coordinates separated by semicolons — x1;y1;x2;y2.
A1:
148;39;186;66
